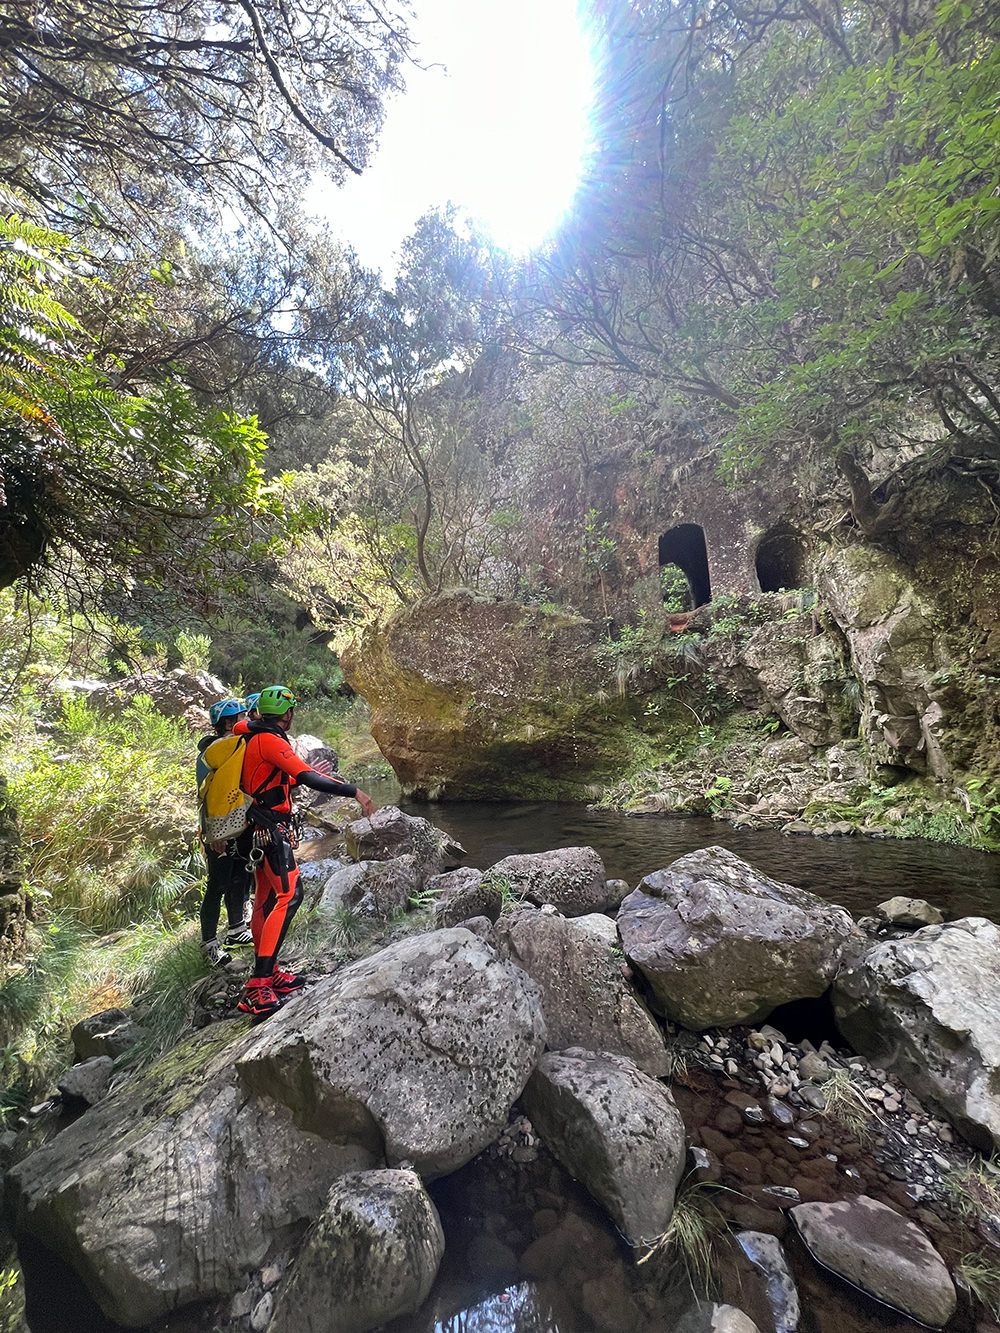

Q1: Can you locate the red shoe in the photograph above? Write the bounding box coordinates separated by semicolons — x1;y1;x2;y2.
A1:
237;979;282;1018
271;967;306;995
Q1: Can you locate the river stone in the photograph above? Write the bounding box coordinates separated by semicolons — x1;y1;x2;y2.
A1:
736;1232;799;1333
57;1056;113;1107
482;846;613;916
617;847;859;1029
874;896;944;928
833;917;1000;1150
344;805;465;875
791;1197;956;1327
267;1169;443;1333
8;1022;377;1327
238;928;545;1178
428;867;501;927
495;905;667;1076
674;1303;762;1333
318;856;420;919
522;1048;686;1246
71;1007;144;1061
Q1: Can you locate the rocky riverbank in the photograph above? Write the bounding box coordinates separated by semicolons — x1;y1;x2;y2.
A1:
3;809;1000;1332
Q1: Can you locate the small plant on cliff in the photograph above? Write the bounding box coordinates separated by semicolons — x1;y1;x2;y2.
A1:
595;612;657;698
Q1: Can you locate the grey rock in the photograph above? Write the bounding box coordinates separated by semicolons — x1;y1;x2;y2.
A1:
318;856;420;919
88;667;228;731
9;1021;377;1327
736;1231;800;1333
797;1052;833;1084
454;914;492;938
834;917;1000;1150
792;1196;956;1327
71;1008;144;1061
674;1303;762;1333
427;867;501;927
267;1169;443;1333
251;1293;274;1332
494;905;667;1076
618;847;858;1029
239;928;545;1179
344;806;464;875
482;846;615;917
874;896;944;928
522;1048;686;1246
57;1056;113;1107
605;878;631;909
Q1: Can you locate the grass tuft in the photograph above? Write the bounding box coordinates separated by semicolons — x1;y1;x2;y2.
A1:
637;1182;726;1294
818;1067;879;1142
957;1251;1000;1320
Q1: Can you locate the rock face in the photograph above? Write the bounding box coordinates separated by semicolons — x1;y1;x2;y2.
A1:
735;1231;800;1333
428;868;501;928
238;928;545;1178
88;667;228;731
340;590;635;799
344;805;464;876
267;1170;444;1333
522;1049;686;1246
71;1007;145;1061
741;615;853;747
319;857;420;919
792;1197;956;1327
833;917;1000;1150
495;906;667;1076
618;847;858;1029
8;1022;376;1327
482;847;614;917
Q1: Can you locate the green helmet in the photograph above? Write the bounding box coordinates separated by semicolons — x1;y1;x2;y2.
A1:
257;684;298;716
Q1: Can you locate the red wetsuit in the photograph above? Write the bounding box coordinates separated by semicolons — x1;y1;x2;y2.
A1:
236;719;357;972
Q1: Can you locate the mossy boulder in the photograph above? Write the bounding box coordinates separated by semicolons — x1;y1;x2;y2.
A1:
340;589;659;798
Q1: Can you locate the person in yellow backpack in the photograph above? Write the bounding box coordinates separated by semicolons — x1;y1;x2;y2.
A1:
196;698;254;966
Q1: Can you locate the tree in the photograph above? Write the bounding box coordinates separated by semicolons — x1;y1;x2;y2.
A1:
0;0;409;236
0;202;271;603
526;0;1000;532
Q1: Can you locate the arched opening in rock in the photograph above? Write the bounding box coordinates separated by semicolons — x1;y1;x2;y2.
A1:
659;524;711;608
755;524;808;593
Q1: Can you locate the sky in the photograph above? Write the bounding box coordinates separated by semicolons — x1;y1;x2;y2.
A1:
306;0;595;276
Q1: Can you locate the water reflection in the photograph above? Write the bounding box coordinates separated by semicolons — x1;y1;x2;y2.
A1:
395;797;1000;920
435;1283;561;1333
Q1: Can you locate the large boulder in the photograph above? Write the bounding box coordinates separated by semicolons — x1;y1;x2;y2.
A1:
522;1049;686;1247
88;667;228;731
267;1169;444;1333
481;846;614;917
428;868;501;928
833;917;1000;1150
8;1022;376;1327
495;906;667;1076
344;805;464;877
318;857;420;919
340;589;634;799
792;1197;956;1327
238;928;545;1178
617;847;858;1029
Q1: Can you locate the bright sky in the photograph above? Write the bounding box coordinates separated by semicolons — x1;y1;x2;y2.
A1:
306;0;595;275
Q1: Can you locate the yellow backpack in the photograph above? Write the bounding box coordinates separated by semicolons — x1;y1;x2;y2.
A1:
198;735;252;842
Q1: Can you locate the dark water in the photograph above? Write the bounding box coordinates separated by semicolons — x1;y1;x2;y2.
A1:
398;797;1000;921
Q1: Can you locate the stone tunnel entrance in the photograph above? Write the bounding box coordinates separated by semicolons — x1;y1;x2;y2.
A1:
755;523;808;592
659;524;712;608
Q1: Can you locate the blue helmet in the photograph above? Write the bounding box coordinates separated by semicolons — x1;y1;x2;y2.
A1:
245;692;261;713
209;697;245;727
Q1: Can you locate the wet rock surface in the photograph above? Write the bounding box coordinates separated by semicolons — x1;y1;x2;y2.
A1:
618;846;859;1028
495;903;667;1075
834;917;1000;1151
267;1169;444;1333
792;1196;957;1327
522;1048;686;1246
481;845;614;916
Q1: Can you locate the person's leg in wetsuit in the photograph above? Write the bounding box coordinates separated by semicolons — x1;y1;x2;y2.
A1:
249;827;303;984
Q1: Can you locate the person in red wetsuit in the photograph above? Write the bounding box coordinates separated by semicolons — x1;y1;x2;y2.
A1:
236;684;374;1019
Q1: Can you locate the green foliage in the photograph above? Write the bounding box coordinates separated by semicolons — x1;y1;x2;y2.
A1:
660;565;690;613
5;695;198;932
956;1252;1000;1322
637;1181;726;1293
703;774;733;816
175;631;212;673
596;612;659;697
